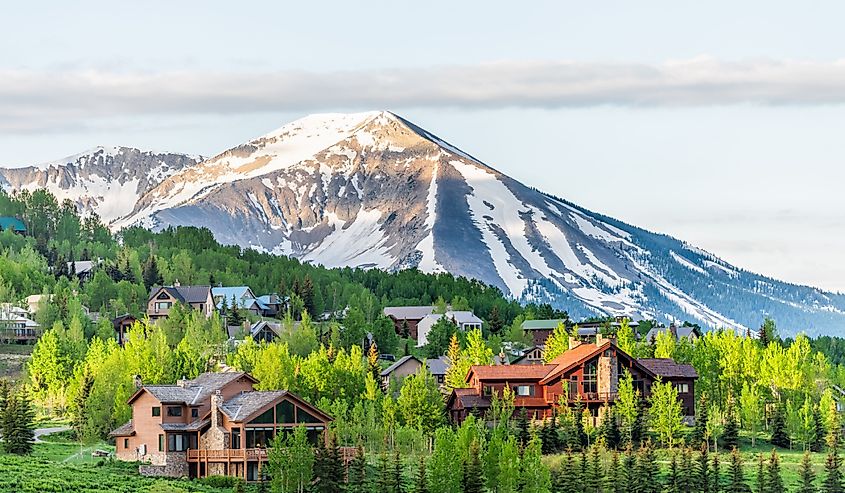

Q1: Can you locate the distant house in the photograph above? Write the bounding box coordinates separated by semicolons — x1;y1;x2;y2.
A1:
0;217;26;235
249;320;282;343
112;314;139;347
256;294;284;317
645;324;702;344
446;334;697;424
212;286;266;316
147;284;214;321
67;259;98;283
380;355;452;389
383;306;435;340
416;311;483;347
110;371;333;481
511;346;545;365
0;304;41;344
520;319;568;346
24;294;51;316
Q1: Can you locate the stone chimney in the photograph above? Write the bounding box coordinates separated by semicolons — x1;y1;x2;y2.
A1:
211;390;223;427
173;279;181;287
176;376;189;388
568;336;582;350
598;347;618;397
133;374;143;390
596;333;616;346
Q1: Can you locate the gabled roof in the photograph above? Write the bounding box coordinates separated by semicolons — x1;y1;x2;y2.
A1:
539;341;613;384
128;371;256;405
468;364;555;381
380;355;423;377
636;359;698;379
220;390;332;424
149;285;212;304
250;320;281;338
449;388;491;409
425;356;450;376
109;420;135;437
383;306;435;320
257;294;284;305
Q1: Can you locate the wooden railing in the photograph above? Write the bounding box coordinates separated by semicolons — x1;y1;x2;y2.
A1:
567;392;618;402
187;448;268;461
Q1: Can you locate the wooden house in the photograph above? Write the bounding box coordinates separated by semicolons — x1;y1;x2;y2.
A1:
147;284;214;321
110;371;332;481
447;335;696;424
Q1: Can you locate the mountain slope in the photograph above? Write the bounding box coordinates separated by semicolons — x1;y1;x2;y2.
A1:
111;111;845;335
0;147;203;223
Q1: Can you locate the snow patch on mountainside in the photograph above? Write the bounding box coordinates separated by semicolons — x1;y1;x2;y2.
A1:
670;251;708;275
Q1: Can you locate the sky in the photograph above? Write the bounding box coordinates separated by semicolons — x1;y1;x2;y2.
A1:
2;1;844;292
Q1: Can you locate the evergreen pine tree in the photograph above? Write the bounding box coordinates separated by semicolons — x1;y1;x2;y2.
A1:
413;456;428;493
142;254;163;290
766;449;785;493
693;394;710;449
555;449;580;493
393;451;404;493
605;450;621;493
461;439;484;493
679;447;694;493
72;368;94;441
771;405;790;449
586;444;604;493
488;306;504;335
723;398;740;451
377;453;393;493
755;454;766;493
516;407;531;450
712;452;722;493
632;399;647;448
727;448;750;493
580;448;589;490
698;445;712;493
312;434;344;493
621;448;637;492
814;405;828;453
798;450;817;493
666;451;680;493
347;446;367;493
575;401;588;449
600;404;621;450
1;388;34;455
823;447;844;493
638;443;661;493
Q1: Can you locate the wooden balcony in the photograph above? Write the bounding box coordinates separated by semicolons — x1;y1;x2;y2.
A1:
567;392;618;403
187;448;268;462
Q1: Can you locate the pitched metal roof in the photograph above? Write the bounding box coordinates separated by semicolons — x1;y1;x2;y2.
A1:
383;306;434;320
0;217;25;232
636;358;699;379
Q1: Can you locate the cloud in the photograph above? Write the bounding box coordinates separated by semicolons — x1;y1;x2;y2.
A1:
4;57;845;132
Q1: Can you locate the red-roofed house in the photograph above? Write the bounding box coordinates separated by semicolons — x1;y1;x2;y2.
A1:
447;334;697;424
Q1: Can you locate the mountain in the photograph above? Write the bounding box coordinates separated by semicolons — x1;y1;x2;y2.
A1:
102;111;844;335
0;146;203;223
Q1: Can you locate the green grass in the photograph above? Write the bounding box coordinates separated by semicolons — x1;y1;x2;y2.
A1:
0;344;35;355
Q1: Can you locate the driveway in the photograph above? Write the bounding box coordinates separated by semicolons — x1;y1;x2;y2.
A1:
33;426;71;443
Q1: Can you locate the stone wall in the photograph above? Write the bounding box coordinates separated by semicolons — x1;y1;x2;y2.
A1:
138;452;188;478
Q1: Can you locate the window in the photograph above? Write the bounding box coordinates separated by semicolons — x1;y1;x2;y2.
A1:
155;301;173;311
123;438;129;449
582;360;597;394
152;407;161;417
168;433;188;452
297;407;323;424
250;408;274;424
676;383;689;394
232;428;241;449
514;385;534;397
158;434;164;452
245;427;275;448
167;406;183;417
482;386;493;397
276;401;295;423
191;408;199;418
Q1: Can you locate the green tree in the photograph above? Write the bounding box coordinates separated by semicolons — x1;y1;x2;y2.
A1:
649;380;684;448
429;428;461;493
461;439;484;493
823;447;843;493
520;436;551;493
413;456;429;493
616;370;640;447
347;446;368;493
767;449;785;493
771;405;790;449
723;397;740;451
740;383;763;448
638;444;661;493
267;426;314;493
396;367;445;436
543;322;570;363
0;387;35;455
727;448;750;493
798;450;817;493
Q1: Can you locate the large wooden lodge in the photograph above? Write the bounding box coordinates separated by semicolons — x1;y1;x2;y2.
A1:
110;371;332;481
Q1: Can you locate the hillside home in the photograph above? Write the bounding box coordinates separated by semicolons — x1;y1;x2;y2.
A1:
147;284;214;321
380;355;452;390
447;335;696;424
112;314;139;347
0;305;40;344
645;324;702;344
255;294;284;317
212;286;273;317
520;319;568;346
110;371;332;481
511;346;545;365
67;259;99;283
416;311;483;347
247;320;282;343
383;306;435;340
0;216;26;235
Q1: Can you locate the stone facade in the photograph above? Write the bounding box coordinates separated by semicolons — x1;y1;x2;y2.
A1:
139;452;188;478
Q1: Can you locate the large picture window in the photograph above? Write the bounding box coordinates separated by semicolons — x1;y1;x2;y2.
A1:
245;427;275;448
582;360;597;394
276;401;295;423
167;406;183;417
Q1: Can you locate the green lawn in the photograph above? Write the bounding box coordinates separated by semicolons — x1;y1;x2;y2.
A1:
0;344;35;355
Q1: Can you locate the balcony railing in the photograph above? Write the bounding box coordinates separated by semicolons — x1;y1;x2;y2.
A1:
567;392;618;402
187;448;268;461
